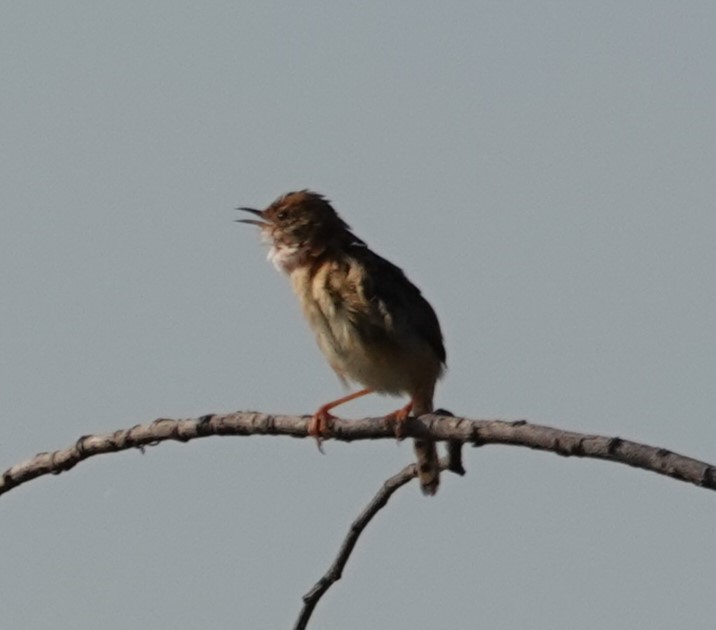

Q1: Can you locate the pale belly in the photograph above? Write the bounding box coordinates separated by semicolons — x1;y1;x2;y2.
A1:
290;266;442;395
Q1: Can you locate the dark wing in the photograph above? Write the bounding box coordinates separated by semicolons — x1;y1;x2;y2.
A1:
343;244;446;365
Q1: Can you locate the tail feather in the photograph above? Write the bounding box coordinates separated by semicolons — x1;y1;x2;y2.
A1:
413;438;440;495
412;391;439;495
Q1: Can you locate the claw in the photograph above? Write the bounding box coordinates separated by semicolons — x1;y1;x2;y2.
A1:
306;388;374;452
385;401;413;439
308;406;337;453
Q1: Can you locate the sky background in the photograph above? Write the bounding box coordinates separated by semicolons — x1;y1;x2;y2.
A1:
1;2;715;629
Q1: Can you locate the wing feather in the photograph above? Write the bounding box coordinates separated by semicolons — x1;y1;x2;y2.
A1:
326;245;446;365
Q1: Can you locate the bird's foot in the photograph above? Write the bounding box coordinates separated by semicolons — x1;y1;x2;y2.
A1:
385;402;414;440
308;406;337;453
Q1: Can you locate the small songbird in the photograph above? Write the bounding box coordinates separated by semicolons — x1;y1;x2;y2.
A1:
237;190;446;495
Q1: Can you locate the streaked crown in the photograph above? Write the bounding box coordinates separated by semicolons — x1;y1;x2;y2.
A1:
237;190;355;251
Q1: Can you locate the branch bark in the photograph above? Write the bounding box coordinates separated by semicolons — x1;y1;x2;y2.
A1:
2;411;715;499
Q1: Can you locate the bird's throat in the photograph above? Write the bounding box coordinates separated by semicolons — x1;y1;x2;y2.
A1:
268;243;309;274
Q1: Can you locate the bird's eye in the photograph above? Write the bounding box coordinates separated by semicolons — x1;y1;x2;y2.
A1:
277;209;289;221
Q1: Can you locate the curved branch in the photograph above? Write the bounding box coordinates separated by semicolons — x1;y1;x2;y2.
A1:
1;411;715;499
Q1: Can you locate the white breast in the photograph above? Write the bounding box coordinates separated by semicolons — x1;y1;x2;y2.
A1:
268;244;306;274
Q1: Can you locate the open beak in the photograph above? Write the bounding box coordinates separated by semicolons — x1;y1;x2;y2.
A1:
235;207;270;227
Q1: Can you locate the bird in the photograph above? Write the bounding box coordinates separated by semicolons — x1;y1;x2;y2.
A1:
237;190;446;495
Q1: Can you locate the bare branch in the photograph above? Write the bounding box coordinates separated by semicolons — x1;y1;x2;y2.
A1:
1;411;715;499
293;462;422;630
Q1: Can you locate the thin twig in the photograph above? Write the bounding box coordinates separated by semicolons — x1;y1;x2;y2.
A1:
293;462;421;630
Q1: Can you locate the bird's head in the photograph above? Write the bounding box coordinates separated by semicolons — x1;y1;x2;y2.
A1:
237;190;359;272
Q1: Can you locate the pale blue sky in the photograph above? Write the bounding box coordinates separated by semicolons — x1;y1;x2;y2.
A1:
2;3;715;629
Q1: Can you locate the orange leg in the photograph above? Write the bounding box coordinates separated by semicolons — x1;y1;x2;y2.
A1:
309;388;373;451
385;401;414;439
